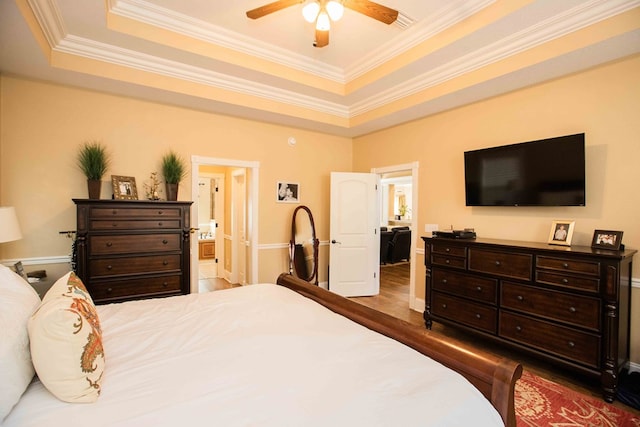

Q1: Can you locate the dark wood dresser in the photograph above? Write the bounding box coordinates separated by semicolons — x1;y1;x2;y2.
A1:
422;236;636;402
74;199;193;304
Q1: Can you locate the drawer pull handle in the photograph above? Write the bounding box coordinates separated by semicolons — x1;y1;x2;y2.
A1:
515;326;522;332
442;279;448;284
568;341;575;348
442;303;447;309
445;259;450;264
569;306;577;313
475;313;481;319
107;265;113;270
476;286;482;292
516;295;524;302
562;278;569;284
106;242;113;247
563;263;569;269
163;260;169;266
495;260;501;266
158;211;164;215
112;210;117;215
112;223;117;227
158;222;163;227
107;287;113;293
162;239;168;244
162;282;168;287
445;248;450;252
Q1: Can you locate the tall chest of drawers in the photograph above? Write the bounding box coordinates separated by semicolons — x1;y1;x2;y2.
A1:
422;236;636;402
74;199;193;304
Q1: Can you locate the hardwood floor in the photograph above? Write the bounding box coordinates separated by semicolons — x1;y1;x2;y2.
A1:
351;262;640;416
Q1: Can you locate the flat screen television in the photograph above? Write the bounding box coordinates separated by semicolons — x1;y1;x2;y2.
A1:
464;133;585;206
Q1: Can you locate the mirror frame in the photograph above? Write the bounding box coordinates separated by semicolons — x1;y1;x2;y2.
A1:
289;205;319;286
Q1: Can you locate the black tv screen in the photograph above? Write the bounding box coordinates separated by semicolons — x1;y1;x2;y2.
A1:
464;133;585;206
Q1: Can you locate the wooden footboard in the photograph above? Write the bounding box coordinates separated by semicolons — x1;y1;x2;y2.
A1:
276;273;523;427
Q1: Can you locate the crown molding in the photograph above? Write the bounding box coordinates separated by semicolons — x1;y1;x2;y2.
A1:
109;0;345;83
350;0;640;116
54;34;350;118
24;0;640;125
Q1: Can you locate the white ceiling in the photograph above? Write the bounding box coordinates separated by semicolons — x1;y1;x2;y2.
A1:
1;0;639;137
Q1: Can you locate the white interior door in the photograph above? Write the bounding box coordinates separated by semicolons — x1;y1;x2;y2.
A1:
329;172;379;296
231;170;246;285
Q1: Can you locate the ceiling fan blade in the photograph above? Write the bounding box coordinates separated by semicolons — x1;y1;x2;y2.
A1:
246;0;303;19
344;0;398;24
314;29;329;48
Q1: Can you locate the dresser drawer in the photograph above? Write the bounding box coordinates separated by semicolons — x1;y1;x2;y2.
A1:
499;311;600;368
431;243;467;257
432;269;497;304
90;207;182;219
431;254;466;269
535;271;599;293
90;233;181;255
501;282;600;331
90;254;181;277
88;275;182;302
469;249;532;281
432;293;497;334
537;256;600;276
90;219;181;230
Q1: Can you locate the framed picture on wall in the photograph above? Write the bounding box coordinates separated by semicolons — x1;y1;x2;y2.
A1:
548;220;575;246
112;175;138;200
591;230;623;250
276;181;299;203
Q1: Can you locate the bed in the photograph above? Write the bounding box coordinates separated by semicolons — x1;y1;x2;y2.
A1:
2;269;521;426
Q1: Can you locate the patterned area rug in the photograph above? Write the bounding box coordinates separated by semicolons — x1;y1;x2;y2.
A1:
516;370;640;426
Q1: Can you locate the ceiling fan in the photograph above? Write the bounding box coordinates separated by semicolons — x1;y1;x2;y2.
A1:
246;0;399;48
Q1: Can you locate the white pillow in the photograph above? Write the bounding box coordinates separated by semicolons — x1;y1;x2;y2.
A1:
0;264;41;421
28;272;105;403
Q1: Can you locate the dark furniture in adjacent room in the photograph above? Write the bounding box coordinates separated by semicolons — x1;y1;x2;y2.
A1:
73;199;193;304
388;228;411;263
379;229;393;264
422;236;636;402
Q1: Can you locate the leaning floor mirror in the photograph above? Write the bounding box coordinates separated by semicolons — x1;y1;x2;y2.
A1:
290;205;319;286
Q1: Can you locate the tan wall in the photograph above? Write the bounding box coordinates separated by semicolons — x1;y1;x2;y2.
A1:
353;55;640;363
0;75;352;284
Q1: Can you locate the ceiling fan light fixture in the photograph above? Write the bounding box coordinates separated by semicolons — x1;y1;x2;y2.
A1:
326;1;344;21
316;11;331;31
302;1;320;23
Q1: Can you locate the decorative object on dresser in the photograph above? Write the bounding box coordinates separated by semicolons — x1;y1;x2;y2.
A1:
422;236;636;403
73;199;193;304
143;171;162;200
547;220;575;246
76;141;110;200
161;151;187;201
591;229;624;250
111;175;138;200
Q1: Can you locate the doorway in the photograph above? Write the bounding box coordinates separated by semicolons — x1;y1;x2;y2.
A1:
372;162;419;311
190;156;260;293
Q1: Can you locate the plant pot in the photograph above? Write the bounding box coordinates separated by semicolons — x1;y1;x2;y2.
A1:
87;179;101;199
165;183;178;201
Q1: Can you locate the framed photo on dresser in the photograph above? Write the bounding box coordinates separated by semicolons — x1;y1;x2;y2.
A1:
112;175;138;200
548;220;575;246
591;230;623;250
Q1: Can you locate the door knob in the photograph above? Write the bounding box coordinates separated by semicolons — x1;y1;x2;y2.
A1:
331;239;342;244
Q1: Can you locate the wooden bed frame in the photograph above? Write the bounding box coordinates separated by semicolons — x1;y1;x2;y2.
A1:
276;273;523;427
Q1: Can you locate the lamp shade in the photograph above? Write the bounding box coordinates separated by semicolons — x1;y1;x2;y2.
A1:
0;207;23;243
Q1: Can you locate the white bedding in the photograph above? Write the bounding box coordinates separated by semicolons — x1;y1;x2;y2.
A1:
4;284;503;426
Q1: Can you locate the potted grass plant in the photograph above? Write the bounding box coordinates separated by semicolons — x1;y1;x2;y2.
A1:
77;141;110;199
161;150;187;201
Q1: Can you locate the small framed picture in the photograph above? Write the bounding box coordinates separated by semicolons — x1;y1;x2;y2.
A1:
548;220;575;246
276;181;299;203
112;175;138;200
591;230;623;250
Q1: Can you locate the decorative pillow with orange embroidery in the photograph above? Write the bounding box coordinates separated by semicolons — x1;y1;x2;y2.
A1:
28;272;105;403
